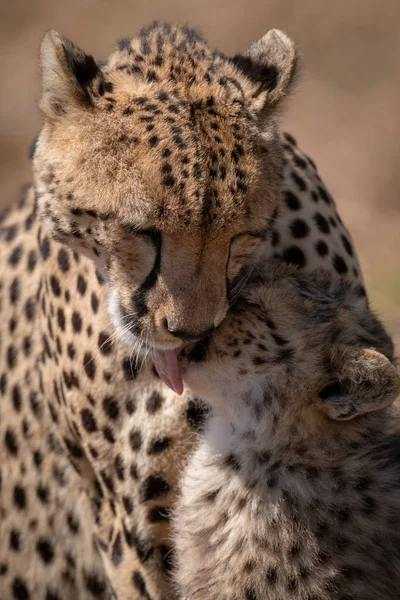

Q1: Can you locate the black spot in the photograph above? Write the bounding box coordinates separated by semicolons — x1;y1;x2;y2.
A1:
7;345;18;368
287;577;298;591
267;566;278;585
36;538;54;564
84;571;107;597
10;529;20;551
185;399;209;431
9;245;23;266
50;275;61;297
23;336;32;356
81;408;97;432
125;397;136;414
10;277;20;304
12;385;22;412
341;234;354;257
77;274;87;295
333;255;348;275
91;292;99;313
290;219;309;238
12;577;30;599
284;132;297;146
72;311;82;332
122;357;138;380
114;455;125;481
146;391;163;413
356;284;367;298
132;571;150;598
318;185;331;204
270;230;280;247
13;485;26;509
129;429;142;451
314;213;330;234
57;248;70;272
33;450;42;468
315;240;329;257
294;154;307;169
204;489;221;503
100;470;114;494
147;437;171;455
64;437;83;459
162;175;175;187
282;246;306;268
27;249;37;271
225;453;241;471
98;331;113;355
40;236;50;260
83;352;96;380
272;333;288;346
0;373;7;395
149;135;159;147
140;475;170;502
292;172;306;191
245;588;257;600
103;396;119;420
284;191;301;211
103;426;115;444
57;308;66;331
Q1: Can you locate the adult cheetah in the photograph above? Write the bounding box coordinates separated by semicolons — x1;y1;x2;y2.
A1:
175;261;400;600
0;21;378;600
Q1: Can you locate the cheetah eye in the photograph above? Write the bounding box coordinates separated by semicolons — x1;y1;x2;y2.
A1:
227;232;264;281
231;231;266;243
121;224;161;245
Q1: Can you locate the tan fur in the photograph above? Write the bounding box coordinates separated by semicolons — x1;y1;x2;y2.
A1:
0;21;380;600
34;23;297;344
174;263;400;600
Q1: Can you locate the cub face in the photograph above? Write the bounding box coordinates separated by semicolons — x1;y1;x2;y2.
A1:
181;264;398;423
34;23;298;354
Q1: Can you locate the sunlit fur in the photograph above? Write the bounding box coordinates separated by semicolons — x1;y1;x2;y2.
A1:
33;23;299;351
175;262;400;600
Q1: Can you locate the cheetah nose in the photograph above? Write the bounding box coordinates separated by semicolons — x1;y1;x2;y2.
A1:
166;323;215;343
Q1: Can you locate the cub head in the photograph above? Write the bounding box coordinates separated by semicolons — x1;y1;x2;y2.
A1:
33;22;298;387
181;262;399;425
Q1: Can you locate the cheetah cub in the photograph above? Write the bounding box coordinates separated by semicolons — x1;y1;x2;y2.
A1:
174;262;400;600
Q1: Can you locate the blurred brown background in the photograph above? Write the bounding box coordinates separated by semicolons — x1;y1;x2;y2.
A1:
1;0;399;347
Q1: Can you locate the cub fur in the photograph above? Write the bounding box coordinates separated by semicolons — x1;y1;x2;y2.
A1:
174;263;400;600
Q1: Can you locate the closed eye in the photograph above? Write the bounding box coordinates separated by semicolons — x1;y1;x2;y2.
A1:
227;232;264;283
231;230;266;242
120;223;161;245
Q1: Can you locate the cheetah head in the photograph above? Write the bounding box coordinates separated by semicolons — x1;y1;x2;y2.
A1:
33;23;298;392
181;262;399;425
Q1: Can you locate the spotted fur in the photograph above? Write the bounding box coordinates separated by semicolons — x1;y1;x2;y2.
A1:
0;21;374;600
175;262;400;600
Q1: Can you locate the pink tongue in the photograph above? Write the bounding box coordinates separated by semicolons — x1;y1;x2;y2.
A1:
154;350;183;395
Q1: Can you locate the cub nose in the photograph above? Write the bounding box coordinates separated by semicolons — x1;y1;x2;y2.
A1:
166;323;215;343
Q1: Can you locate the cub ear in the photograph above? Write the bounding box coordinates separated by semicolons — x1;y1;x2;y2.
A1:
317;346;400;421
232;29;299;115
39;30;102;120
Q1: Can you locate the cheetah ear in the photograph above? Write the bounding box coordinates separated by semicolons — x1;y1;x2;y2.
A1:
317;346;400;421
39;30;102;120
232;29;299;114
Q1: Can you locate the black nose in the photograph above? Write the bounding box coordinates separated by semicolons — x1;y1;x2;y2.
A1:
167;324;215;343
